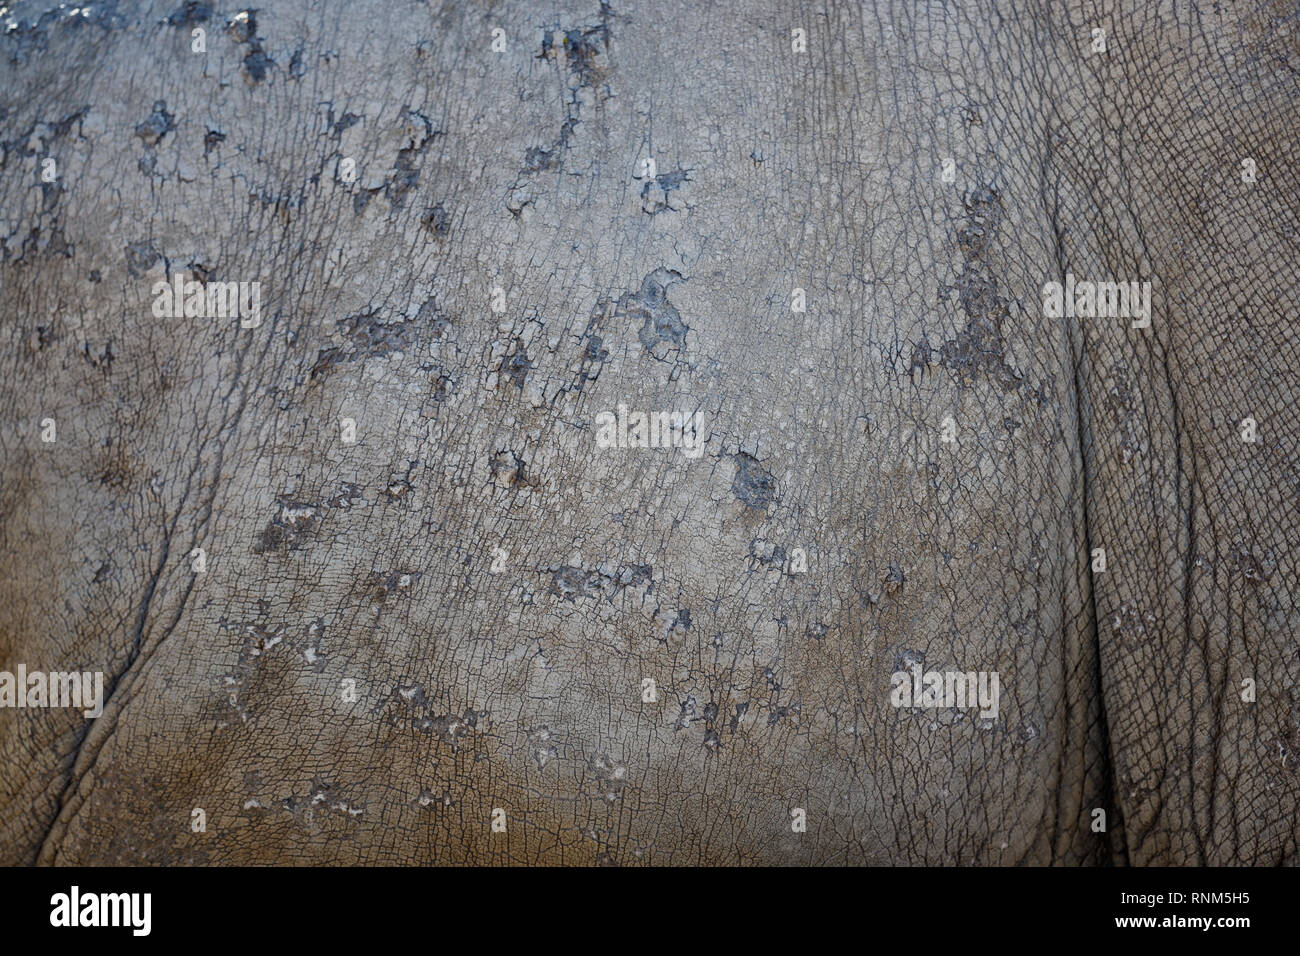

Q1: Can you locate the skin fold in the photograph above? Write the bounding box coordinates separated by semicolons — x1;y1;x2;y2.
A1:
0;0;1295;865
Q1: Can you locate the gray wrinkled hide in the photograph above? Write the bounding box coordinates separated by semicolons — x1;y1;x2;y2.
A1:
0;0;1296;865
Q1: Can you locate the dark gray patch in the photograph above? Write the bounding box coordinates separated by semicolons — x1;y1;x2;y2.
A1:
617;564;654;590
926;187;1026;392
411;711;478;749
1228;546;1270;585
422;203;450;236
523;6;611;178
424;367;453;403
1;2;126;62
416;297;451;338
333;112;361;135
81;339;114;372
939;268;1023;391
731;452;776;511
252;483;361;554
908;334;932;383
551;565;599;600
641;167;691;215
166;2;210;26
503;339;531;389
548;562;653;602
539;8;611;89
387;110;435;210
522;145;551;172
32;225;74;259
675;695;698;730
520;110;579;177
728;702;749;734
383;478;412;499
882;565;906;593
489;449;528;488
224;10;272;84
39;178;61;213
522;144;558;173
310;312;414;380
571;298;613;392
253;499;319;553
956;185;1002;259
356;569;422;605
560;25;607;86
134;100;175;147
226;9;256;42
48;106;90;141
892;647;925;672
124;240;161;277
590;751;626;802
0;106;89;211
323;482;363;509
746;538;787;571
243;45;274;83
616;268;688;359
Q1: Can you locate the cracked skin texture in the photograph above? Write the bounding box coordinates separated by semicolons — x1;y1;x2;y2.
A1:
0;0;1296;866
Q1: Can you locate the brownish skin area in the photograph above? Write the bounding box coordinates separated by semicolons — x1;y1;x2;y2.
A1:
0;0;1296;865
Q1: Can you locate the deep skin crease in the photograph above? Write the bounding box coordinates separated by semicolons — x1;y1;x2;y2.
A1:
0;0;1296;865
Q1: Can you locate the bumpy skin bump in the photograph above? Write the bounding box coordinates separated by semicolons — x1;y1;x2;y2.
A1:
0;0;1294;866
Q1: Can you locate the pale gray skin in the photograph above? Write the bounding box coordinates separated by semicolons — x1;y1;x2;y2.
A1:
0;0;1296;865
